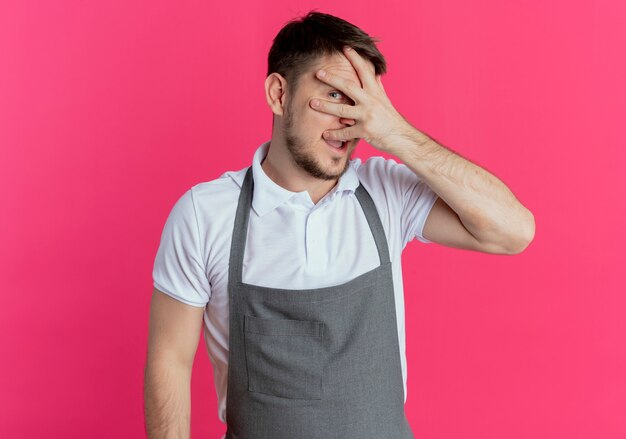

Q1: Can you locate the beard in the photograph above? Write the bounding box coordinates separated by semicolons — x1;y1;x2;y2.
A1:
282;99;352;181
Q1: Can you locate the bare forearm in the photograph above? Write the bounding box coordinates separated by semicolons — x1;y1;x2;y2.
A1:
144;360;192;439
390;125;535;249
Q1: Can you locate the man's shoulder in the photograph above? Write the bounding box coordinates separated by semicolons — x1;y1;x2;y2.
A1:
191;166;248;199
353;155;417;190
188;166;249;218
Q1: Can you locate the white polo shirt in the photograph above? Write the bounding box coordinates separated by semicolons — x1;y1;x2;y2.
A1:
152;140;439;426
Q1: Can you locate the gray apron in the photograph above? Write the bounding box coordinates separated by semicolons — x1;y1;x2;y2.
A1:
225;166;414;439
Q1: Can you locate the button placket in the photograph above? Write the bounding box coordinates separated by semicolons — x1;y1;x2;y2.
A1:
305;208;327;272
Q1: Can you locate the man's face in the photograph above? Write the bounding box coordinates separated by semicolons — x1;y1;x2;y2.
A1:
281;52;364;181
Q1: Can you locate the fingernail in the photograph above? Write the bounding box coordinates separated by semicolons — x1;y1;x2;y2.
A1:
311;99;319;107
317;69;326;78
343;46;351;52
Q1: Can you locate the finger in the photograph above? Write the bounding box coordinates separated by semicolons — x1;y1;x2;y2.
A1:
310;98;358;120
376;74;385;92
315;69;366;104
323;126;357;142
342;46;378;91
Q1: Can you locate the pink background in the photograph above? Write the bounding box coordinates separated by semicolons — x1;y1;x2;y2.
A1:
1;1;625;438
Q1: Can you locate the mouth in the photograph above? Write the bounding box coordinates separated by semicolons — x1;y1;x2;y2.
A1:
323;137;348;153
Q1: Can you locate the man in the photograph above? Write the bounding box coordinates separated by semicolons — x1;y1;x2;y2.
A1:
144;11;535;439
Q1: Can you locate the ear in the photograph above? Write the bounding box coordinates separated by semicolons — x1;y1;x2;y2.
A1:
264;73;288;116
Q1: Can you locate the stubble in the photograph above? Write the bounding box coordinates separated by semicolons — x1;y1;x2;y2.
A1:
283;98;351;181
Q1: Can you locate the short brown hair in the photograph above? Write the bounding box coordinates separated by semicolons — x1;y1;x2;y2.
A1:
267;10;387;94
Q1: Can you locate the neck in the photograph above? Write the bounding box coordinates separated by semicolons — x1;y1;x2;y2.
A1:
261;140;339;205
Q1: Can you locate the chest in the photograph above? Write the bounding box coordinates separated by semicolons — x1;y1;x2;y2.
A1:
205;194;401;297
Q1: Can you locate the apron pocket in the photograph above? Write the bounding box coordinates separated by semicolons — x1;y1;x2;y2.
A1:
243;314;325;400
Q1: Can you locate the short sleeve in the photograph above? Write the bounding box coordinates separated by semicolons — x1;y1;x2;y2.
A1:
152;188;211;307
400;169;438;246
365;157;438;247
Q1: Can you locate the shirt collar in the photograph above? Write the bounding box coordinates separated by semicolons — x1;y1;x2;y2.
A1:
238;140;360;217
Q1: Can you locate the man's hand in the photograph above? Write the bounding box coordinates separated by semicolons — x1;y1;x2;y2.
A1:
310;46;535;254
309;45;412;155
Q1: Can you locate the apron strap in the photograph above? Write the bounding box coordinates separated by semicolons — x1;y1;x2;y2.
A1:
354;182;392;266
